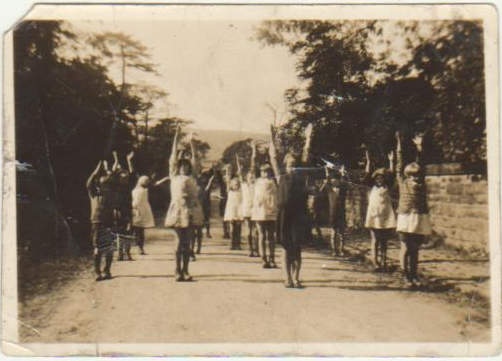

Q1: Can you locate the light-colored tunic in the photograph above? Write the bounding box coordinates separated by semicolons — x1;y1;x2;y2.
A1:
397;213;431;235
165;175;201;228
241;183;254;218
132;186;155;228
251;178;278;221
224;190;243;221
365;186;396;229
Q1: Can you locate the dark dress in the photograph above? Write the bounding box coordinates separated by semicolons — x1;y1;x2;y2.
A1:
276;172;310;251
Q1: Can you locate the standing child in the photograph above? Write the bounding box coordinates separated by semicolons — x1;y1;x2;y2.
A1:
132;175;169;255
112;151;136;261
272;124;313;288
364;149;397;270
395;131;431;287
87;160;116;281
237;148;259;257
307;182;323;243
224;163;244;250
195;169;215;254
165;127;200;282
252;160;278;268
323;165;349;257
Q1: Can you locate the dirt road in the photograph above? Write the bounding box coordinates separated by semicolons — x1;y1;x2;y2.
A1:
20;224;490;346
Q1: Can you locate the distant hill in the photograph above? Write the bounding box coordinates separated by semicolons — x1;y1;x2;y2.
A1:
190;128;268;163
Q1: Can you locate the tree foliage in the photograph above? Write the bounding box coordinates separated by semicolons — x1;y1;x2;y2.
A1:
257;20;486;170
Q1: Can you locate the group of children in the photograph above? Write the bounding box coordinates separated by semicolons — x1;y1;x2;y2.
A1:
88;123;431;289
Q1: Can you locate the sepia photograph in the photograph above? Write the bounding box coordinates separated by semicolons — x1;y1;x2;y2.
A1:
2;3;500;357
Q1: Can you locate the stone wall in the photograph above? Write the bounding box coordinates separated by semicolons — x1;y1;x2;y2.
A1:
343;163;489;254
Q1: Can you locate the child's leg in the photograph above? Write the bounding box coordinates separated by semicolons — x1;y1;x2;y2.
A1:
253;222;260;256
381;231;389;268
104;250;113;278
223;221;230;239
283;247;293;286
370;229;378;266
233;221;242;249
267;222;276;267
330;227;337;255
257;222;268;265
94;250;103;278
196;227;202;254
338;226;346;255
246;219;253;255
409;234;422;280
399;232;411;279
293;245;302;285
174;228;183;279
181;228;193;279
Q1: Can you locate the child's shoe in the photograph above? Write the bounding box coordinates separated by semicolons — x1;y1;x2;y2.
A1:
103;272;112;280
175;271;184;282
183;271;193;282
95;274;104;282
284;279;294;288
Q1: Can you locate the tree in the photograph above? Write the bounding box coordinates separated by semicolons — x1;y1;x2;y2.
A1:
257;20;486;170
89;32;158;125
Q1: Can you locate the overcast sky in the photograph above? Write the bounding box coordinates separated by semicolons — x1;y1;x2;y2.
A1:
71;20;298;134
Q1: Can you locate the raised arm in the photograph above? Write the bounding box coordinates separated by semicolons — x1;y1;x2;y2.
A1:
153;176;170;187
224;164;231;191
169;126;180;176
301;123;313;164
250;139;257;177
412;133;424;167
365;149;371;174
268;125;280;179
127;151;135;175
189;133;200;177
395;131;404;179
236;154;244;184
87;160;103;192
388;150;396;174
205;174;215;193
112;151;120;172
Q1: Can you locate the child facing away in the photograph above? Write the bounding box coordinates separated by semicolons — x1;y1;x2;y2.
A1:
322;164;349;257
364;149;397;271
272;123;313;288
395;131;431;287
223;163;244;250
111;150;136;261
87;160;116;281
307;181;324;243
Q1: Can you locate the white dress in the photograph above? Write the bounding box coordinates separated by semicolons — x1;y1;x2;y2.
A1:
165;175;201;228
241;183;254;219
251;178;278;221
365;186;397;229
132;186;155;228
224;190;243;221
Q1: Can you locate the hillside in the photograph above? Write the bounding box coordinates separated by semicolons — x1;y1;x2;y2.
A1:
190;128;268;162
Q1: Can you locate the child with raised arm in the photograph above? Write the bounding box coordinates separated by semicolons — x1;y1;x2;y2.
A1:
165;127;200;282
112;150;136;261
364;149;397;271
395;131;431;287
87;160;116;281
251;142;278;268
224;163;244;250
187;134;205;261
273;124;313;288
323;164;349;257
195;169;215;254
238;147;259;257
